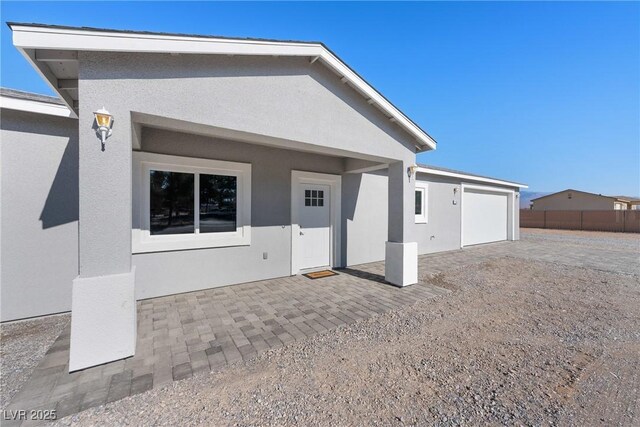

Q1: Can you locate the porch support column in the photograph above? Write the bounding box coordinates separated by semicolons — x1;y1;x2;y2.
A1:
385;160;418;286
69;104;136;371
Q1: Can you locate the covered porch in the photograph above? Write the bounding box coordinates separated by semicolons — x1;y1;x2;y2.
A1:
72;109;422;372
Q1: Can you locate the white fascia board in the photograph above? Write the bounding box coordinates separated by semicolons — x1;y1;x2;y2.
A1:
0;94;74;118
11;24;436;150
415;166;528;189
12;25;323;56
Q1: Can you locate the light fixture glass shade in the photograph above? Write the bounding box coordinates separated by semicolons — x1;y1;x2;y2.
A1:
94;108;113;128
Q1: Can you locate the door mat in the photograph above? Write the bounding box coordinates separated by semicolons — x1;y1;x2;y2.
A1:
303;270;339;280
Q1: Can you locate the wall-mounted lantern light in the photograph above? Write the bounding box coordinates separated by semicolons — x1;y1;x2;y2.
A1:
407;165;416;181
93;107;113;148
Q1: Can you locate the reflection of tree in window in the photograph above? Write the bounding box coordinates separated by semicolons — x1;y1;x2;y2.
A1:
415;190;423;215
150;171;194;235
200;174;237;233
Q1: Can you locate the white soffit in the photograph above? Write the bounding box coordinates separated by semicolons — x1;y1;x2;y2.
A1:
10;23;437;150
415;166;528;189
0;93;73;118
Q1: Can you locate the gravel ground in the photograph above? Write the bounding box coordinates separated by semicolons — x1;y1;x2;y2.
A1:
522;228;640;250
0;314;70;409
51;255;639;426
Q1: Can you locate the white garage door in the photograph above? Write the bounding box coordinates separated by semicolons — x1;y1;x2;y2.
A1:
463;188;508;246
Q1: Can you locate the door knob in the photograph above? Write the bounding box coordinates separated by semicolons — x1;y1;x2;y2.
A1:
300;231;304;236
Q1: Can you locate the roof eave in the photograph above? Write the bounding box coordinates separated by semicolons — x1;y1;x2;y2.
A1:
415;166;528;189
9;22;436;150
0;92;74;118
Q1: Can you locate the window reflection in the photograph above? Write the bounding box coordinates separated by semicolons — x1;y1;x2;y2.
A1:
200;174;237;233
150;171;194;235
415;190;423;215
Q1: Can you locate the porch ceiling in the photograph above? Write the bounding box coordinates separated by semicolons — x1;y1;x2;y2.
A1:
132;112;395;166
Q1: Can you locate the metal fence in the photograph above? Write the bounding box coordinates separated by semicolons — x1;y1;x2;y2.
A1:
520;210;640;233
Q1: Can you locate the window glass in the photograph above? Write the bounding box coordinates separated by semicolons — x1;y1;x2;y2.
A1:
150;171;194;235
415;190;423;215
200;174;237;233
305;188;325;208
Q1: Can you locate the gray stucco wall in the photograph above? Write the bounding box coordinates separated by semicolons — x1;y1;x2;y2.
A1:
344;172;521;263
76;50;418;284
340;172;466;263
415;174;521;253
342;170;388;266
133;127;346;300
79;52;417;163
344;173;464;258
1;109;79;321
414;176;463;254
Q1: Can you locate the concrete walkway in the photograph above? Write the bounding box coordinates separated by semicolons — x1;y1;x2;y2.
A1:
5;230;639;425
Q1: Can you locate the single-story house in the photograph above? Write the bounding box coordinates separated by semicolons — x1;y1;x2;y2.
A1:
612;196;640;210
1;23;526;371
530;189;638;210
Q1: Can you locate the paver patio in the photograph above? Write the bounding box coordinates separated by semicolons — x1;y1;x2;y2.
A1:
5;259;451;425
4;231;639;425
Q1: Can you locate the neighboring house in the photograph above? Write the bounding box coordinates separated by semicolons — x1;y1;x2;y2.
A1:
530;189;638;211
0;23;526;371
613;196;640;210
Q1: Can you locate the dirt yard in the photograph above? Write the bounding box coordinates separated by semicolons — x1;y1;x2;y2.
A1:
48;231;639;426
0;314;70;409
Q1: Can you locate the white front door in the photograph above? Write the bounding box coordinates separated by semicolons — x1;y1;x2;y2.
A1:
298;184;331;270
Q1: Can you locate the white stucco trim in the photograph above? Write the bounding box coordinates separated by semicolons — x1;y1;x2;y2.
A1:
384;241;418;287
416;166;528;189
291;170;342;275
10;23;436;150
69;267;136;371
132;152;251;253
0;94;73;118
460;183;517;248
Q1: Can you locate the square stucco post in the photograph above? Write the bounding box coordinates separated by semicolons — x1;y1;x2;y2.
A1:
69;97;136;371
385;160;418;286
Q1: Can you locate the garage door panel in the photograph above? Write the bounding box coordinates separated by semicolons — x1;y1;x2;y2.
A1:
463;189;508;246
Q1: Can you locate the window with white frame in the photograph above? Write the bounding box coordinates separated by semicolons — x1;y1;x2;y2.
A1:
415;185;428;223
133;152;251;253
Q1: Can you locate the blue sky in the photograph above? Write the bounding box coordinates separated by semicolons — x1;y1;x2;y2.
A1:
2;2;639;196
